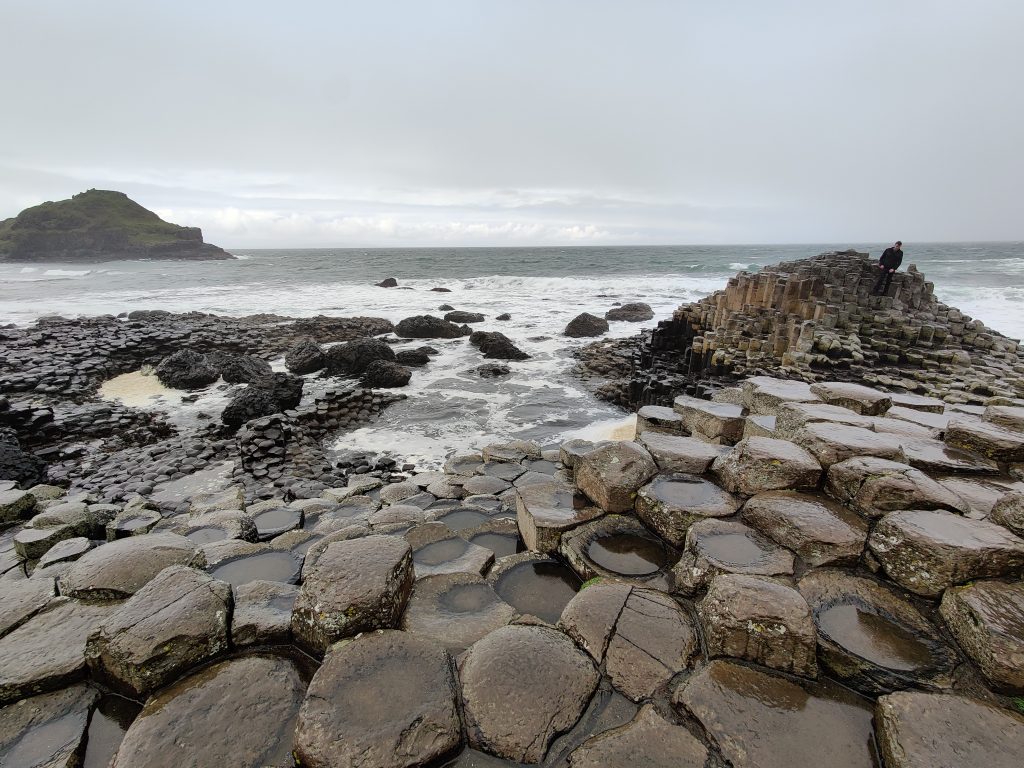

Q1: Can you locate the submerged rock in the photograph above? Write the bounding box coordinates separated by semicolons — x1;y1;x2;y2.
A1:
284;339;326;374
324;337;396;375
604;302;654;322
395;315;471;339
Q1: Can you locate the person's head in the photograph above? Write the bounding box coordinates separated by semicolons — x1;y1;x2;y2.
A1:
895;240;903;249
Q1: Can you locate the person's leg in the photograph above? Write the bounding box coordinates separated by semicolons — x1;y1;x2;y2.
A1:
873;268;886;294
883;270;893;294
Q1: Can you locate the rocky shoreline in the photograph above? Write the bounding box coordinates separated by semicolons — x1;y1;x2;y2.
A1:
1;253;1023;766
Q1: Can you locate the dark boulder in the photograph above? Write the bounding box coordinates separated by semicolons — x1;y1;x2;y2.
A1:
438;304;455;311
418;346;440;355
564;313;609;338
216;354;273;384
0;429;46;488
444;311;485;324
496;313;511;321
284;339;326;375
324;338;396;375
396;350;430;367
221;388;280;427
221;374;304;427
155;350;219;389
470;331;530;360
377;278;398;288
431;287;452;292
605;302;654;322
395;315;471;339
254;373;304;410
361;361;412;388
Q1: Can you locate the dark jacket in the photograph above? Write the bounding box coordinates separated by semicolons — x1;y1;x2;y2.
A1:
880;247;903;270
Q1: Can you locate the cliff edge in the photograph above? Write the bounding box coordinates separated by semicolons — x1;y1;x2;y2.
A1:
0;189;234;262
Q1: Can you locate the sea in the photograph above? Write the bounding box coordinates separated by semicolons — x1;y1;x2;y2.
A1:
2;243;1023;467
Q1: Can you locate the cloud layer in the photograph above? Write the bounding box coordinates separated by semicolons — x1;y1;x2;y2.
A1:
2;1;1021;246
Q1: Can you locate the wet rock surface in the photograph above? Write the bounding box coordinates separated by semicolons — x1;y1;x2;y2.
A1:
868;509;1024;596
939;579;1024;692
673;660;878;768
800;569;958;694
110;653;308;767
291;534;414;654
672;518;794;595
460;624;600;763
560;583;697;700
85;564;231;697
295;630;460;768
875;691;1024;768
698;573;818;677
741;490;868;566
566;704;707;768
0;683;98;768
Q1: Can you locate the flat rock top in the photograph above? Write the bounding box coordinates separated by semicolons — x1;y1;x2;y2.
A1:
402;573;515;652
673;660;877;768
460;624;599;763
0;598;118;705
742;490;868;543
294;630;460;768
301;534;411;602
876;691;1024;768
58;532;201;599
568;704;708;768
0;683;98;767
943;579;1024;634
881;509;1024;550
111;654;307;768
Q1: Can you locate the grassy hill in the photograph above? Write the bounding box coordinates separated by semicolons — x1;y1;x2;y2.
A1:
0;189;233;261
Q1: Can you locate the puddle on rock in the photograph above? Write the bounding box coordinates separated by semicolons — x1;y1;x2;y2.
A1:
414;538;470;567
150;462;234;506
700;532;773;566
586;533;667;576
817;604;934;672
435;509;491;531
210;552;301;586
83;694;142;768
495;561;581;624
251;508;302;539
469;532;524;558
439;582;498;613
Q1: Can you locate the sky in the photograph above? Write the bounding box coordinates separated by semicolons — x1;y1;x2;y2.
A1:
1;1;1022;247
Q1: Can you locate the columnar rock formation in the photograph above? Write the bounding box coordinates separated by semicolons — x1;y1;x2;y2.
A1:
579;251;1024;408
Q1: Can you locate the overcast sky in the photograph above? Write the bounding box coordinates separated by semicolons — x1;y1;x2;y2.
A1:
1;1;1021;247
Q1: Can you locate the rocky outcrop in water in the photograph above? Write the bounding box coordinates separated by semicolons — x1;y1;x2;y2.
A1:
578;250;1024;409
0;189;233;262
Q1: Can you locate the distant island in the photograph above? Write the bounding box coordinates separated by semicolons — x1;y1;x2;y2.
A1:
0;189;234;262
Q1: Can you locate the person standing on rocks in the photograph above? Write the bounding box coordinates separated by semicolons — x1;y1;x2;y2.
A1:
872;241;903;295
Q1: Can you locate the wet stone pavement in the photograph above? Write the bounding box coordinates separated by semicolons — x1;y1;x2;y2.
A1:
2;376;1024;766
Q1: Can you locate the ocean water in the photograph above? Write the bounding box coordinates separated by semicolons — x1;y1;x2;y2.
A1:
2;243;1022;466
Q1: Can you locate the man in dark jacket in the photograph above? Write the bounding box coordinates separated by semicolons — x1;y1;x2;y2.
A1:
872;240;903;295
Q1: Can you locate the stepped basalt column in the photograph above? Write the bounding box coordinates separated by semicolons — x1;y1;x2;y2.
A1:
618;250;1024;408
